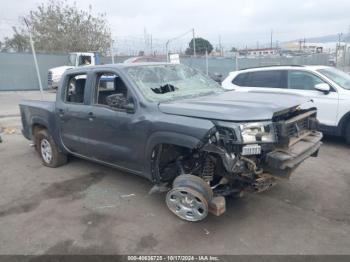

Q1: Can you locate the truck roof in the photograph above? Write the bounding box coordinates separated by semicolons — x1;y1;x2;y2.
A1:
66;62;171;74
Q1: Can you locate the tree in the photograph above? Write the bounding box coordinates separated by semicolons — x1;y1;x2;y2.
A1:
2;27;30;52
185;37;213;55
2;0;111;54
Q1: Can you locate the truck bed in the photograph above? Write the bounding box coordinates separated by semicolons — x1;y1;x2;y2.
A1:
19;100;56;140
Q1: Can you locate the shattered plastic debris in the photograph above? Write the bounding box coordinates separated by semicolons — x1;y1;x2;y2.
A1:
203;228;210;235
3;128;16;134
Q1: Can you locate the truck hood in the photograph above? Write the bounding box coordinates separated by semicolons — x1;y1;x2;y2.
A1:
158;91;310;122
49;66;74;76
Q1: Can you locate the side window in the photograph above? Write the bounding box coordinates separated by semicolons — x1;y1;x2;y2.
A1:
232;73;248;86
244;70;284;88
95;73;128;110
78;55;92;66
288;71;325;90
65;74;87;103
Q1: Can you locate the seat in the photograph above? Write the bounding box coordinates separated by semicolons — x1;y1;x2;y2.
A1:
114;77;128;97
72;79;86;103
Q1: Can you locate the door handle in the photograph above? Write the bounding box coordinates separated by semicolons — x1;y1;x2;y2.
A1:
88;112;95;121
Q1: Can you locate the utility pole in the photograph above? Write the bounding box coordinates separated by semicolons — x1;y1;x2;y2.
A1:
110;38;115;64
192;28;196;57
205;49;209;75
336;33;343;67
24;18;43;100
218;35;222;56
235;54;238;71
166;40;170;62
270;29;273;49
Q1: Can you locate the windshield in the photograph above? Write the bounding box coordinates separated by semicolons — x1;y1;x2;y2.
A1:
125;64;224;102
318;67;350;90
68;54;77;66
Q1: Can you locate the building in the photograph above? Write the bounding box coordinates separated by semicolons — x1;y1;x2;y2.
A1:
281;42;324;54
239;47;279;57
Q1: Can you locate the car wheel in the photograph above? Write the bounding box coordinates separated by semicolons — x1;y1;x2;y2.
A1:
173;174;213;201
166;186;209;222
35;129;67;167
345;122;350;144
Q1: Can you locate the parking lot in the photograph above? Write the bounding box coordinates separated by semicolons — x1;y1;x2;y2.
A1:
0;114;350;254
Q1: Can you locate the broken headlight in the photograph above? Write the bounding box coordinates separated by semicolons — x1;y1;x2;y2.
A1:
240;122;276;144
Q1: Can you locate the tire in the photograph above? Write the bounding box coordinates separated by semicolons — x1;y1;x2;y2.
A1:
173;174;213;202
345;122;350;144
34;129;67;168
166;186;209;222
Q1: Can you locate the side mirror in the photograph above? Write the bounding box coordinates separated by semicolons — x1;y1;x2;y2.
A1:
123;102;135;114
314;83;330;94
106;94;135;113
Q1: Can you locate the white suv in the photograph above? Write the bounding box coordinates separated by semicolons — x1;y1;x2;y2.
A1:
222;65;350;143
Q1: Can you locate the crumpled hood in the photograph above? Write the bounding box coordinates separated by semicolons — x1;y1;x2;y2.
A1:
158;91;311;122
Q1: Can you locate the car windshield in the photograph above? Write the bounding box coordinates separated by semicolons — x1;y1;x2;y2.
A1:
68;54;77;66
318;67;350;90
125;64;224;102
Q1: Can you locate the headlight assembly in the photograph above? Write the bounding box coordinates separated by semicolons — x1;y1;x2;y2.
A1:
240;122;276;143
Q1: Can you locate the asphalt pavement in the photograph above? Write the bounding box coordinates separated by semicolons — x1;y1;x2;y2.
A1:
0;131;349;254
0;91;349;255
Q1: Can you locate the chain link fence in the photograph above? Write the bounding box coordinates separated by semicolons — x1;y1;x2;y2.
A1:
0;52;332;91
182;53;331;79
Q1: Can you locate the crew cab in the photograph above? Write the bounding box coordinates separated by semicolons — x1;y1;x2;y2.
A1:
20;63;322;221
222;65;350;143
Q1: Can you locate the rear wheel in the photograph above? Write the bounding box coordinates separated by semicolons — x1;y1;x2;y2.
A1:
35;129;67;167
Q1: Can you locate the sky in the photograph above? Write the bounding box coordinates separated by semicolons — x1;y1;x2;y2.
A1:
1;0;349;52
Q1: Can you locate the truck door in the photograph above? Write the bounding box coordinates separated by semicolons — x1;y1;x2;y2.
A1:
56;73;93;156
82;70;149;173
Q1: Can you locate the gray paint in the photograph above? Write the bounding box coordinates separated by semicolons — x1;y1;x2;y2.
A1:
19;63;313;182
159;91;306;122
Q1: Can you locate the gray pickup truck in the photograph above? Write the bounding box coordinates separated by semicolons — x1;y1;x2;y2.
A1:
20;63;322;221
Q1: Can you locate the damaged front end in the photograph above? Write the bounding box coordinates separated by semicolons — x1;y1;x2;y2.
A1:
152;106;322;221
199;107;322;194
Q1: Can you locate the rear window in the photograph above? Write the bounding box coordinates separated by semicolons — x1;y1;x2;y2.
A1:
233;70;284;88
232;73;248;86
65;74;87;103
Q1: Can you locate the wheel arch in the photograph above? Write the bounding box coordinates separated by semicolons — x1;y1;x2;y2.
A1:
30;116;50;135
143;131;203;182
338;111;350;136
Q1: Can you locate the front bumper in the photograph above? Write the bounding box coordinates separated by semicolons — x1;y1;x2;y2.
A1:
264;131;322;178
